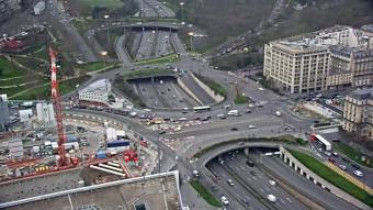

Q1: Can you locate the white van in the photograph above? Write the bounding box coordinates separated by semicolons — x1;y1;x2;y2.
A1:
227;110;239;116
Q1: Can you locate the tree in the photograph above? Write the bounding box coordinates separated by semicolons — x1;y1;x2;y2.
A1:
0;67;3;76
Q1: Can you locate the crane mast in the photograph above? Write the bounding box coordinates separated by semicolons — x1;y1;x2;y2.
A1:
49;47;67;167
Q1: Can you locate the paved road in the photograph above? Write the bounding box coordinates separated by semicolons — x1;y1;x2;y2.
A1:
261;155;360;210
47;0;98;62
207;152;309;210
115;35;134;68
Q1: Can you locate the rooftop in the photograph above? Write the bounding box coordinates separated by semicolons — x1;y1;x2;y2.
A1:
79;79;111;94
1;171;183;210
349;88;373;100
361;24;373;33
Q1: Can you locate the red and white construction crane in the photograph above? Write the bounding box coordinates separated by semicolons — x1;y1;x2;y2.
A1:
49;47;68;167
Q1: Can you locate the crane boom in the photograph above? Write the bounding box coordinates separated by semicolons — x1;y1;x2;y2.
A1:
49;47;67;167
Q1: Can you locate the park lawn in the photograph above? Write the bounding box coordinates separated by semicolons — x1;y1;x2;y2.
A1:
190;180;222;207
1;86;27;98
334;142;373;168
0;57;26;78
289;149;373;207
78;0;123;8
0;77;25;87
134;54;179;65
13;76;91;100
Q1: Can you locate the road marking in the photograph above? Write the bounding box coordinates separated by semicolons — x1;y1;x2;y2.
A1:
252;176;257;180
286;197;292;203
246;177;251;181
280;198;286;204
259;188;264;193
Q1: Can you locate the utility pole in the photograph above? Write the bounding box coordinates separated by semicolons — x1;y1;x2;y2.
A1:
157;123;161;173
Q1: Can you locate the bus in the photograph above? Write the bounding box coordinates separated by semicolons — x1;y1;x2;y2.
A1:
193;105;211;112
310;134;332;151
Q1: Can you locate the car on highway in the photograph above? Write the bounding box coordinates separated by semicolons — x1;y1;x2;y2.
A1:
269;180;276;186
351;163;360;169
192;170;200;177
221;196;229;205
231;127;238;131
246;160;254;167
248;124;256;129
267;194;277;202
339;164;347;170
342;157;351;163
227;179;234;186
245;109;252;113
159;130;166;135
353;170;364;177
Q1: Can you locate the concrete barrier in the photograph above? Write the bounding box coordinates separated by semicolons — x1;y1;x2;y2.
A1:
190;73;224;103
280;146;371;210
176;77;203;105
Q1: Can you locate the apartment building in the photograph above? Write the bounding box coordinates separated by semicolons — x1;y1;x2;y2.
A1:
343;88;373;139
264;25;373;93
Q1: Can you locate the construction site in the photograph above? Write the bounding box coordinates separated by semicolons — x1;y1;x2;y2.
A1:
0;48;164;208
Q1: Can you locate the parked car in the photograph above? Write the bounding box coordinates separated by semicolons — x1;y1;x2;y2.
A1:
332;152;339;157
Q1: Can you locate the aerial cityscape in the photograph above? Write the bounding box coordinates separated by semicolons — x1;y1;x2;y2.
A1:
0;0;373;209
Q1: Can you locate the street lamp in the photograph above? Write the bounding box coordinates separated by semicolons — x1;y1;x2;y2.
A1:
104;14;110;47
188;32;194;51
179;2;184;25
101;51;108;64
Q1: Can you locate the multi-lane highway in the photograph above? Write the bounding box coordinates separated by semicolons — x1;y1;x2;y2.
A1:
207;152;309;210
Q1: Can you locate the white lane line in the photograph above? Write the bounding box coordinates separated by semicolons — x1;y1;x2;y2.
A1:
286;197;292;203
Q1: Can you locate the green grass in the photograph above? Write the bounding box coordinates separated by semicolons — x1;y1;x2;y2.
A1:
190;180;222;207
72;19;94;33
334;142;373;168
0;57;26;78
234;94;249;104
289;149;373;207
78;0;124;8
12;76;91;100
134;54;179;65
78;61;121;72
194;74;227;97
123;68;174;79
0;77;25;87
0;86;27;97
